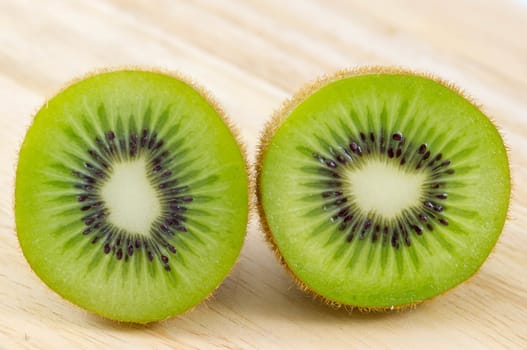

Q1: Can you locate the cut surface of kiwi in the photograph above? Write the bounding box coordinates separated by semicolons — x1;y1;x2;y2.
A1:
257;68;510;309
16;69;248;323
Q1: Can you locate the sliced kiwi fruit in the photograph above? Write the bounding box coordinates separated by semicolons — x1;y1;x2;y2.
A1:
15;69;248;323
256;67;510;310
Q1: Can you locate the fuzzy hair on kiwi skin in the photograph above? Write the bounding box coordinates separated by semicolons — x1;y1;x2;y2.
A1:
255;66;511;312
14;66;251;324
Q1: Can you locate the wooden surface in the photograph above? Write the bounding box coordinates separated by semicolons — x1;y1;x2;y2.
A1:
1;0;526;349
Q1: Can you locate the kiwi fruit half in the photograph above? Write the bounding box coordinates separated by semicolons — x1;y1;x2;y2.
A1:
15;69;248;323
256;67;510;310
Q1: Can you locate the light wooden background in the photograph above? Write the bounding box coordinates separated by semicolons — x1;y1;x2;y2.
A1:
1;0;526;349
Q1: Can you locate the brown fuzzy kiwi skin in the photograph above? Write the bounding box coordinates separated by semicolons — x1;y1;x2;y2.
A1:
14;66;251;324
255;66;511;313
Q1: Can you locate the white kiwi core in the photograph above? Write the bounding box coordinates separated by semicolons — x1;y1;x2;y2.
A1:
101;158;161;234
345;158;427;219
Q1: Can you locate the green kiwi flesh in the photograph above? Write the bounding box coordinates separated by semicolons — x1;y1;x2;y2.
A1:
16;69;248;323
257;68;510;309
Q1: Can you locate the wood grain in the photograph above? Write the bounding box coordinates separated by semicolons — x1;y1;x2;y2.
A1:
0;0;526;348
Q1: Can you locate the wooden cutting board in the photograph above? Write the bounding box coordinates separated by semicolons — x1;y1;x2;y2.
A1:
0;0;526;348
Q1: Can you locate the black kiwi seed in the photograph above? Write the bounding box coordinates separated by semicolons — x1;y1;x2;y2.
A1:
73;128;191;270
312;130;455;249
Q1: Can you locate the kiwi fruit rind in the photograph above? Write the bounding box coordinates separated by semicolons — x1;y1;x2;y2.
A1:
256;67;510;310
15;69;249;323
